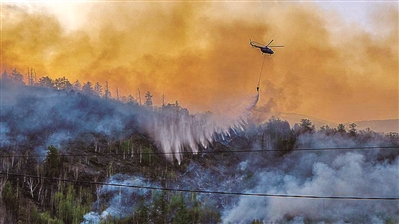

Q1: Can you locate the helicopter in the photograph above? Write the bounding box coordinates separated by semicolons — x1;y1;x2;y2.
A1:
250;39;284;55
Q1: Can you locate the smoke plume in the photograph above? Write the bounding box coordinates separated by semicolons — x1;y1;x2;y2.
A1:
2;2;397;123
223;152;399;223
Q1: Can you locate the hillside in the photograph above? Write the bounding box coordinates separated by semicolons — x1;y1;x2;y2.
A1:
274;113;398;134
275;112;337;130
353;119;399;133
1;82;398;223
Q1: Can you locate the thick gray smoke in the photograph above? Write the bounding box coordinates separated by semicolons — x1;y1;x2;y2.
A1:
223;152;399;223
1;82;258;162
0;82;144;156
0;122;11;147
86;125;398;223
222;132;399;223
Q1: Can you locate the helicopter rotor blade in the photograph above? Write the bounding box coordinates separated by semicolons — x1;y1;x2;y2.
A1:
269;45;284;48
266;39;274;47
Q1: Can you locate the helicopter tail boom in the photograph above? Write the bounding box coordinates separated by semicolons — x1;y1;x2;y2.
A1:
249;39;263;48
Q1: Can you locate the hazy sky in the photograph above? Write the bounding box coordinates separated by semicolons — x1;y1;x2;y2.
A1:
1;1;398;123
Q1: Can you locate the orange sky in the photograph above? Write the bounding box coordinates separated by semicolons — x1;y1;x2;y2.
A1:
1;2;398;123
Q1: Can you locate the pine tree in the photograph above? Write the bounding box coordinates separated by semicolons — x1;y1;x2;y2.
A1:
173;194;189;224
94;82;103;96
73;80;82;90
37;76;54;88
82;82;94;95
1;71;8;79
54;77;72;90
104;81;111;100
299;119;314;133
128;94;135;104
2;181;18;219
145;91;153;107
337;123;346;133
10;68;25;85
349;123;357;136
44;145;61;177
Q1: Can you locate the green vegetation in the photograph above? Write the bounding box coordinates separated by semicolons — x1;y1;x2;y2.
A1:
0;138;224;223
117;192;221;224
0;74;398;223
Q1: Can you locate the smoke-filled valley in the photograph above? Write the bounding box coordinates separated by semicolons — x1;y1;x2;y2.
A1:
0;77;398;223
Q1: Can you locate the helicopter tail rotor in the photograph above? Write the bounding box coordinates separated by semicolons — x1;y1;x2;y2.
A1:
249;39;256;47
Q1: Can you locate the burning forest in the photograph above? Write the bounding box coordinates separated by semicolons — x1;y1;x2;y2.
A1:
1;1;398;223
0;72;398;223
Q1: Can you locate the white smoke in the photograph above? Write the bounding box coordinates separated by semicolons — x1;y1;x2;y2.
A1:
223;151;399;223
81;212;100;224
0;122;11;147
81;174;156;224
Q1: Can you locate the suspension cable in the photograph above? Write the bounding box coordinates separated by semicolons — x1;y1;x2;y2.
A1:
257;54;266;91
2;172;398;200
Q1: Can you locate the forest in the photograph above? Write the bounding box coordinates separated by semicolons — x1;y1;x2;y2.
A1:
1;69;398;223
